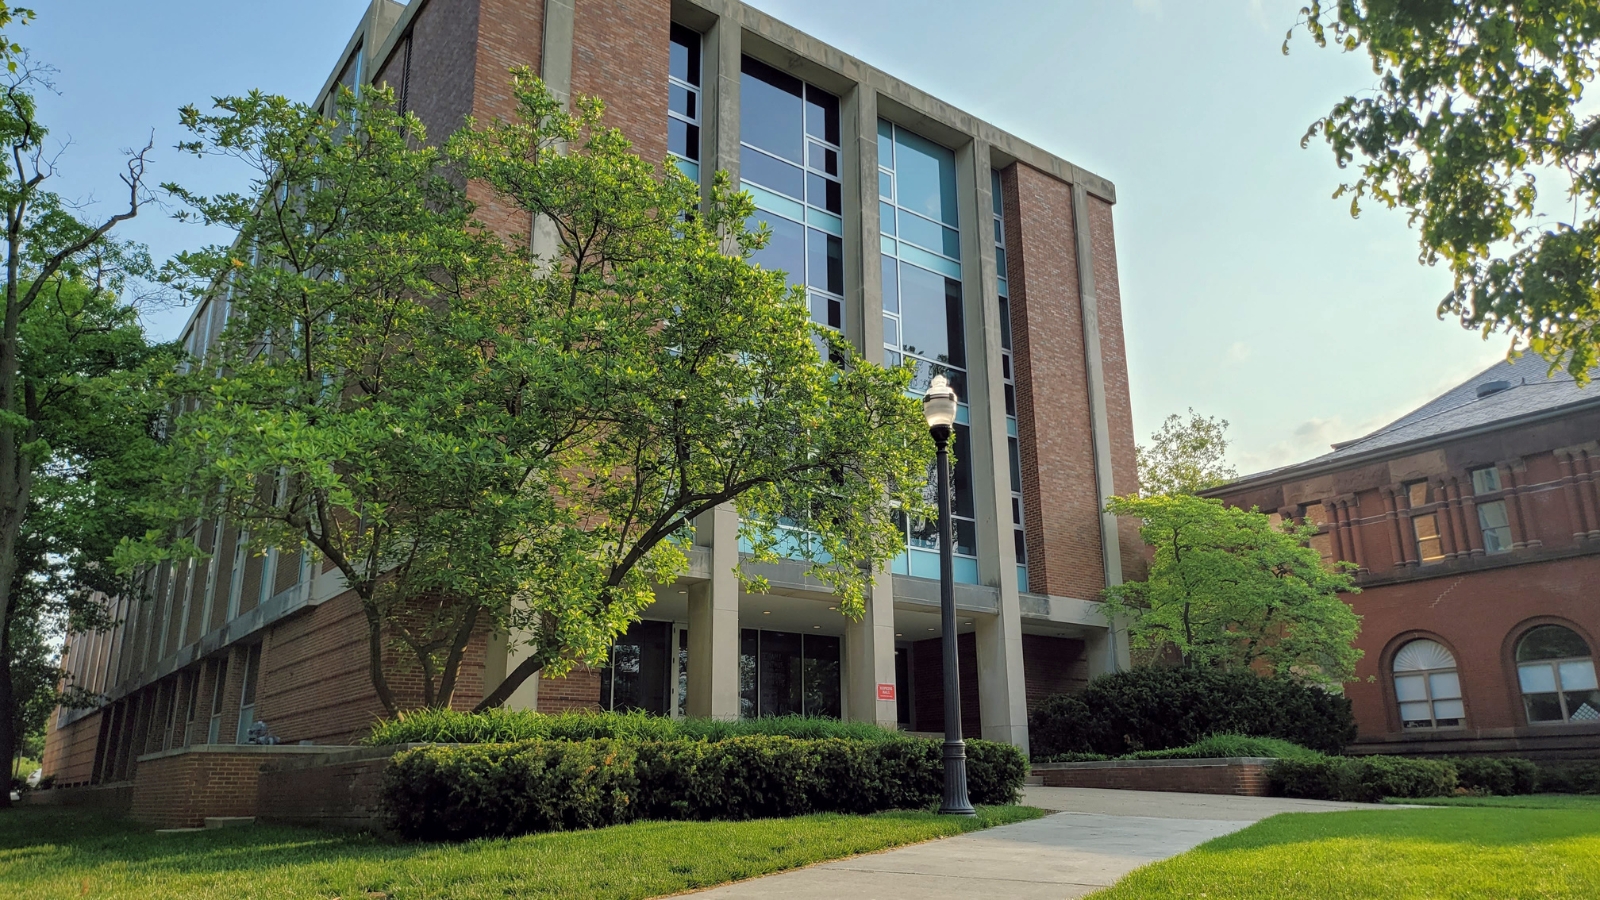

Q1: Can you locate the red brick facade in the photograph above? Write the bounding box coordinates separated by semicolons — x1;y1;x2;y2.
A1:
1215;397;1600;758
129;748;267;828
1001;163;1136;600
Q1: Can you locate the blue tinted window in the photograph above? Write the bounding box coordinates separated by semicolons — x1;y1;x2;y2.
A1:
893;129;958;226
804;84;840;145
748;213;805;291
807;229;844;295
897;264;964;369
741;146;803;198
881;255;898;314
741;57;803;163
670;24;701;87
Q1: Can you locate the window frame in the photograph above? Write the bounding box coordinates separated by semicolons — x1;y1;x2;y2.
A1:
1515;624;1600;726
1390;638;1466;731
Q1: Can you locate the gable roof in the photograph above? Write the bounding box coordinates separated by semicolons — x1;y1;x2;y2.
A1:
1217;353;1600;491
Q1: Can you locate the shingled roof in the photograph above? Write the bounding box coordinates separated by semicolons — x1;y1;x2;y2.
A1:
1219;353;1600;489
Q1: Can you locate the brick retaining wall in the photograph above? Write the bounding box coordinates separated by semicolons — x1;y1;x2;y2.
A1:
256;746;395;830
1033;757;1275;797
128;745;349;829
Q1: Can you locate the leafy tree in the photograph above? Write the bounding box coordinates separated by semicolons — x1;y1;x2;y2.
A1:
131;74;929;716
0;36;169;801
1290;2;1600;378
1136;409;1236;497
1101;493;1361;685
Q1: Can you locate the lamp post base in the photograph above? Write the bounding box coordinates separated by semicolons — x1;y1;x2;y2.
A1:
938;738;977;816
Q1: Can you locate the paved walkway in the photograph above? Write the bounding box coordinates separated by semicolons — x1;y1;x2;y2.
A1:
685;787;1398;899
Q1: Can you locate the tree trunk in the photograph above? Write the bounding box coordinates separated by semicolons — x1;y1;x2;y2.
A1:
0;617;17;809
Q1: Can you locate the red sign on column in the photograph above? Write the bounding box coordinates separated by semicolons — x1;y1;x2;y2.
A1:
876;683;897;701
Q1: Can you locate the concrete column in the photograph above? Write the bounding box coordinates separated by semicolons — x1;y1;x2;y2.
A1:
530;0;576;263
1084;625;1130;678
847;83;881;356
1070;182;1124;591
844;565;898;729
687;503;741;719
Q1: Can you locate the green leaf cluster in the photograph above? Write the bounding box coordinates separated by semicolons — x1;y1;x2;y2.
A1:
132;72;930;715
1102;493;1362;684
1293;1;1600;377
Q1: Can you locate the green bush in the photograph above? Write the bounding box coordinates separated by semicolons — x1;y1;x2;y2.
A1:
365;708;903;747
1124;734;1324;762
1027;666;1356;759
1449;757;1539;796
1534;761;1600;795
382;735;1028;841
1269;756;1457;802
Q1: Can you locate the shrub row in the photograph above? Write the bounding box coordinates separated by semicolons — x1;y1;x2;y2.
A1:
366;709;904;747
381;735;1029;841
1269;756;1458;802
1534;761;1600;794
1029;666;1356;759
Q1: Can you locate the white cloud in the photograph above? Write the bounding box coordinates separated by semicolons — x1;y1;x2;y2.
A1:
1226;341;1251;363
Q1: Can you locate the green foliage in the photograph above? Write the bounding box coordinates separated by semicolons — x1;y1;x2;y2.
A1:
364;708;903;746
1137;409;1236;497
1450;757;1539;796
382;735;1028;841
1291;2;1600;378
1103;494;1362;683
1269;755;1458;802
133;74;929;715
1123;734;1325;762
1534;761;1600;795
1027;666;1357;759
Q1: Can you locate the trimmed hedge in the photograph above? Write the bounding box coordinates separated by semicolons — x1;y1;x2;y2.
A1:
1029;666;1356;759
1450;757;1539;796
1268;756;1458;802
365;708;903;746
1534;761;1600;795
382;735;1029;841
1124;734;1324;762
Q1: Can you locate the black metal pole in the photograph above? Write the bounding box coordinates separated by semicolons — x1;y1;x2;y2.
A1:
934;426;975;816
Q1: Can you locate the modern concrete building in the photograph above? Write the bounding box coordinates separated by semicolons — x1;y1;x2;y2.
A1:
43;0;1139;787
1209;353;1600;759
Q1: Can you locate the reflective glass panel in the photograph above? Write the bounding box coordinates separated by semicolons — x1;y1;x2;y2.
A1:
892;127;959;225
747;213;805;291
742;145;804;198
740;57;803;162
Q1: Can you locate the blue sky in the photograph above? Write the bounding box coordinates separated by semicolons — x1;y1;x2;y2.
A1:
28;0;1509;475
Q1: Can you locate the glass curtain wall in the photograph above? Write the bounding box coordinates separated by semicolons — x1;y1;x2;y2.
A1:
992;170;1028;593
879;120;977;583
739;628;842;718
739;57;845;335
668;25;702;182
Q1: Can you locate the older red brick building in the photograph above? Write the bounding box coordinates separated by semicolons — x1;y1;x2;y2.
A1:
43;0;1139;789
1210;353;1600;759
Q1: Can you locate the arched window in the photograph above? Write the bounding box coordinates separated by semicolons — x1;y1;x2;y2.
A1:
1393;639;1465;729
1516;625;1600;724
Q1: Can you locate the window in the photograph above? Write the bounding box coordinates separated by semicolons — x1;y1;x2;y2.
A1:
1517;625;1600;724
235;644;261;744
739;57;843;336
1470;466;1513;554
207;657;227;743
1392;639;1465;729
881;121;976;582
992;169;1027;593
1406;481;1444;563
738;628;842;718
668;24;702;182
600;620;672;715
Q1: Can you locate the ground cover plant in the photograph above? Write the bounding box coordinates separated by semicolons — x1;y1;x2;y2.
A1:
382;734;1029;840
1088;807;1600;900
365;709;903;746
1038;734;1325;764
1395;795;1600;810
0;805;1041;900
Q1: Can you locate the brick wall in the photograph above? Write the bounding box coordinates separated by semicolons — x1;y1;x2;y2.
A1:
537;664;604;713
129;749;266;828
257;751;391;830
1035;759;1272;797
41;709;102;787
1021;634;1089;712
571;0;670;165
1001;163;1108;602
909;633;982;737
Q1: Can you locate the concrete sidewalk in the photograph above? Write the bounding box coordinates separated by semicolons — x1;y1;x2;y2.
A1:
684;787;1397;899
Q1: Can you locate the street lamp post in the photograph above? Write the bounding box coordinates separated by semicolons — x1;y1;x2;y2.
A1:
922;374;975;817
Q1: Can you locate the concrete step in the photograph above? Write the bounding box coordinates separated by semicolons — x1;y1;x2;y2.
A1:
204;817;257;829
1023;775;1045;787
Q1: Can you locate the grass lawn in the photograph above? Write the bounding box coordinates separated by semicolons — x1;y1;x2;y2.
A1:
1088;807;1600;900
0;804;1042;900
1391;794;1600;810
